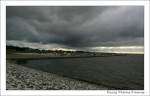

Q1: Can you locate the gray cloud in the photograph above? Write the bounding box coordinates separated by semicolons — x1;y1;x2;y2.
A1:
6;6;144;48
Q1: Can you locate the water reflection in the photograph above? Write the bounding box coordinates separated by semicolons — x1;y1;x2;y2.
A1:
15;60;28;64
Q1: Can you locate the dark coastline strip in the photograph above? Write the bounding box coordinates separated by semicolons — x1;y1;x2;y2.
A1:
6;54;143;60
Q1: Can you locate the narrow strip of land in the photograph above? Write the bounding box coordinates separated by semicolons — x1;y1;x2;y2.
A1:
7;52;129;60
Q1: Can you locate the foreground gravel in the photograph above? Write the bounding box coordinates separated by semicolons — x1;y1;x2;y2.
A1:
6;62;107;90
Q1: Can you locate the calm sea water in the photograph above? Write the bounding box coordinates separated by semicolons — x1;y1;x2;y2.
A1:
14;55;144;90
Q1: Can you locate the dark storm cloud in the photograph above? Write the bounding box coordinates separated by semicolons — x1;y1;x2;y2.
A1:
6;6;144;47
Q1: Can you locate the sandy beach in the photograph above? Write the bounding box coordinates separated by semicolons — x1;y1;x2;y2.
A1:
6;61;107;90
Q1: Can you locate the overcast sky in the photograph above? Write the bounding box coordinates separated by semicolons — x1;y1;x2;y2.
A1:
6;6;144;49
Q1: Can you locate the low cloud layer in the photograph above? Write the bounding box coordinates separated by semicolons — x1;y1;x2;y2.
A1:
6;6;144;48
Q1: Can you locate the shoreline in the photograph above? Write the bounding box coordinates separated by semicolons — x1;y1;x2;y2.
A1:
6;53;143;60
6;61;107;90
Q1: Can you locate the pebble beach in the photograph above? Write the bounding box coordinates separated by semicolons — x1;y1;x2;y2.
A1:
6;61;107;90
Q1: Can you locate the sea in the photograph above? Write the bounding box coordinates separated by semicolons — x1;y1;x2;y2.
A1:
13;54;144;90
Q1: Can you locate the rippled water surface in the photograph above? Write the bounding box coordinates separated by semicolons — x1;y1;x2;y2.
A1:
14;55;144;90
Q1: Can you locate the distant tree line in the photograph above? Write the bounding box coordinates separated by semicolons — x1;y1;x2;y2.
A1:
6;45;88;54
